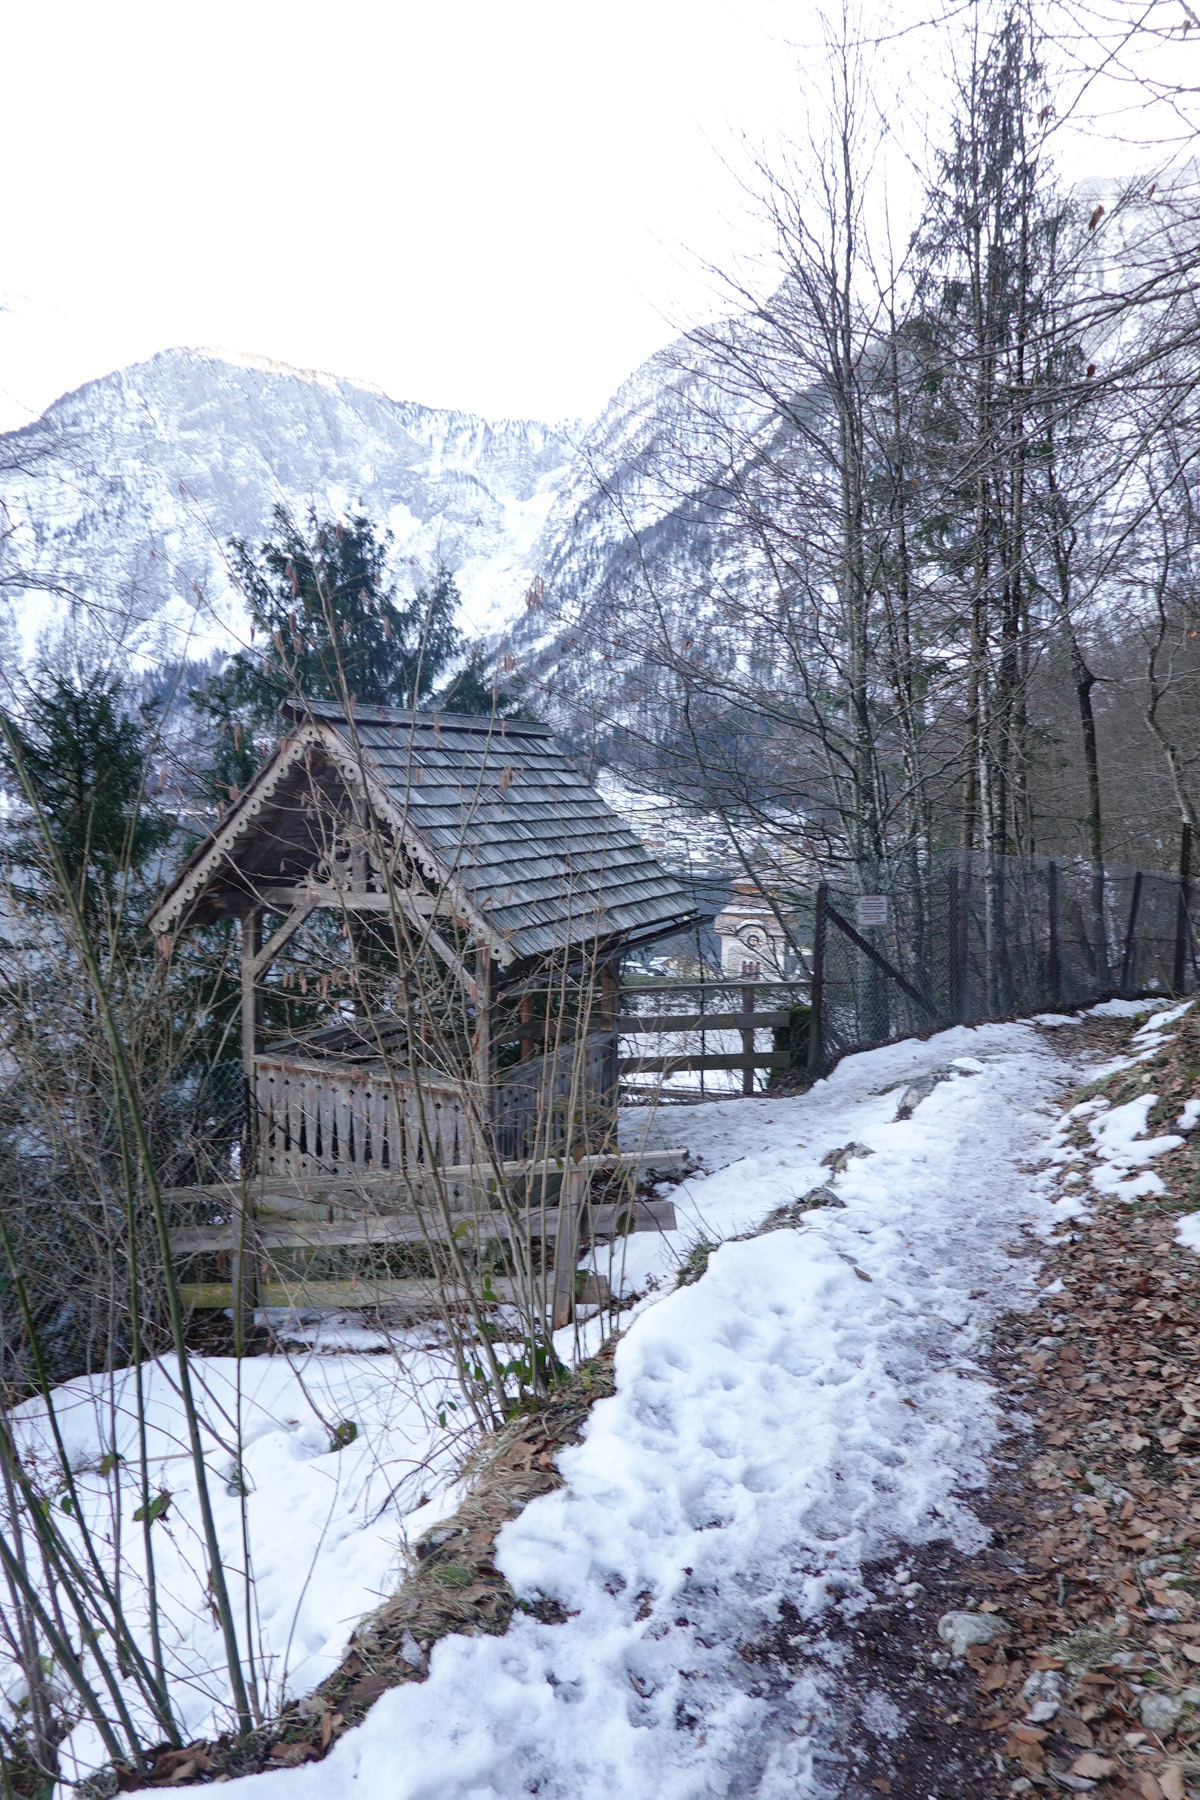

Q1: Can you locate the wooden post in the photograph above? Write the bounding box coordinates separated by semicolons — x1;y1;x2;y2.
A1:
1120;869;1143;997
741;982;755;1096
807;882;826;1078
551;1165;587;1330
600;960;620;1132
520;994;534;1064
474;954;497;1092
1047;860;1061;1007
1175;824;1193;995
236;908;263;1344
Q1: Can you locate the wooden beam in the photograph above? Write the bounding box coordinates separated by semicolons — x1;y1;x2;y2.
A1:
618;982;789;997
236;908;263;1338
170;1198;677;1255
240;908;262;1092
601;959;619;1118
618;1053;790;1074
551;1166;586;1330
180;1275;523;1311
475;953;497;1093
615;1010;794;1032
179;1274;612;1312
258;886;424;913
252;896;318;978
742;982;756;1097
161;1146;689;1210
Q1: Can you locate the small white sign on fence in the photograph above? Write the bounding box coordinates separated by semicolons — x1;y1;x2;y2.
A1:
855;895;889;929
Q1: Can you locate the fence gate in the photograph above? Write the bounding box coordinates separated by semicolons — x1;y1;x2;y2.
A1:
617;977;810;1099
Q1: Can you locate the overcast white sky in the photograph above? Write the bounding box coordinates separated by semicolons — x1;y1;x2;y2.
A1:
0;0;815;433
0;1;1190;435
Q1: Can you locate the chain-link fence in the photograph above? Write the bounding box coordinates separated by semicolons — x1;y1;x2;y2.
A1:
808;849;1196;1070
153;1057;245;1189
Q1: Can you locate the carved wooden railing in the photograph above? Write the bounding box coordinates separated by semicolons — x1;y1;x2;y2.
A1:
254;1054;475;1180
255;1029;618;1180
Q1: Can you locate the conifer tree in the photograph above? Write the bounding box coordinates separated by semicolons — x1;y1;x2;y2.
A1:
192;508;463;799
193;507;531;800
0;668;172;929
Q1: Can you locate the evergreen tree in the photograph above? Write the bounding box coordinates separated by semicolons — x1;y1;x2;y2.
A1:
0;668;172;927
192;508;463;800
438;644;532;719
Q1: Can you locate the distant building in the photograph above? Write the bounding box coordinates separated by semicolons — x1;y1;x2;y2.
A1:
713;885;803;979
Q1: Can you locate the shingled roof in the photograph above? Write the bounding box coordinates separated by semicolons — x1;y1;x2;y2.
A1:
149;701;703;969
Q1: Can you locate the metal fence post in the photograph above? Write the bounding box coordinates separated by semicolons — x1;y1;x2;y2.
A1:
807;882;826;1078
1120;869;1144;997
1175;824;1193;995
948;865;961;1021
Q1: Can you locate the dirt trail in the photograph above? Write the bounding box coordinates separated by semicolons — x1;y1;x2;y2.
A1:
821;1006;1200;1800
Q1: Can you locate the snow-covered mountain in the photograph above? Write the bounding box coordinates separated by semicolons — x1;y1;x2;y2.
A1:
0;335;737;788
0;348;579;658
512;320;786;786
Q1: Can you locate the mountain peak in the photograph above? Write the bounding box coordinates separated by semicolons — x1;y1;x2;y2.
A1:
0;351;578;657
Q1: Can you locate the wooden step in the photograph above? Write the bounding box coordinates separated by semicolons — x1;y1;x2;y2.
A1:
170;1197;676;1256
179;1271;614;1312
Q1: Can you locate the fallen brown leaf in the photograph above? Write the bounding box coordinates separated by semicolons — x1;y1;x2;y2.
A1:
1058;1713;1095;1749
1071;1751;1119;1778
1160;1764;1186;1800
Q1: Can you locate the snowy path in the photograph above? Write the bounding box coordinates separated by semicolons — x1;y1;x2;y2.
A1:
217;1018;1079;1799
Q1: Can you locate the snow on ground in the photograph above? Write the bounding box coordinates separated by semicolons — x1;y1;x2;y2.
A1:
5;1344;470;1777
22;1007;1182;1795
202;1016;1094;1799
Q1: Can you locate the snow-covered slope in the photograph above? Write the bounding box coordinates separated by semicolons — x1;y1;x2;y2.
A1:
512;314;809;772
0;349;578;655
517;338;728;674
16;1013;1109;1794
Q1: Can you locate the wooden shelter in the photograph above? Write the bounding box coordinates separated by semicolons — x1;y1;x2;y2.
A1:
149;701;703;1189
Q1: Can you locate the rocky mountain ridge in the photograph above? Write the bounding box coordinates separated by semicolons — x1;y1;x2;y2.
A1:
0;347;579;660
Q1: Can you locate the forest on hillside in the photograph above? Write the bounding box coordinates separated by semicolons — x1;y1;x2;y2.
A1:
522;1;1200;887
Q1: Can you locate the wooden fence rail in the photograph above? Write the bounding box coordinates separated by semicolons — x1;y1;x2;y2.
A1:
618;980;810;1093
169;1147;687;1323
172;1197;677;1255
